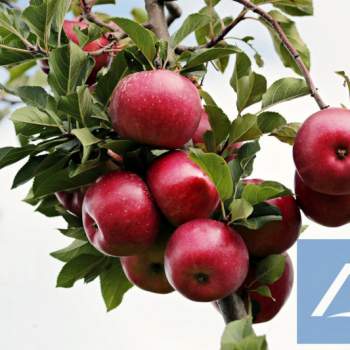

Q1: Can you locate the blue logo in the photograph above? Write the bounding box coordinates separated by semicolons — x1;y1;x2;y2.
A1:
298;239;350;344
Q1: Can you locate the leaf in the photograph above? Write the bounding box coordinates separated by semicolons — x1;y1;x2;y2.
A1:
242;181;292;205
131;8;148;24
257;111;286;133
111;17;156;62
16;86;51;109
72;127;100;162
255;254;286;285
100;259;133;311
189;148;233;201
99;139;138;155
270;122;301;145
12;155;46;188
56;254;106;288
253;285;274;300
205;105;230;146
200;90;218;106
262;77;309;109
230;198;254;222
229;114;262;144
51;240;100;262
236;141;261;178
58;227;87;241
171;14;211;47
0;145;36;170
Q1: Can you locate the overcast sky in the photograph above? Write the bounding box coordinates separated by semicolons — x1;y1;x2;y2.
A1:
1;1;350;349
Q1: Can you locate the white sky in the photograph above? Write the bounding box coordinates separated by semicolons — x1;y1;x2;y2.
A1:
1;1;350;349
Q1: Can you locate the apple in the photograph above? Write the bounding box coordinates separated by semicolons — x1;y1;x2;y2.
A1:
192;109;211;144
164;219;249;302
147;151;220;226
295;172;350;227
82;171;160;257
235;179;301;257
55;189;85;217
243;253;294;323
109;70;202;149
294;108;350;195
225;142;243;162
121;234;174;294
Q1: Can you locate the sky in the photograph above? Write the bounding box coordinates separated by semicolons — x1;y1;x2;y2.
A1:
1;1;350;350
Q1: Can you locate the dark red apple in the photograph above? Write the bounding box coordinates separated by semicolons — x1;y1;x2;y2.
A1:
243;253;294;323
294;108;350;195
192;109;211;144
82;171;160;257
147;151;220;226
235;179;301;257
109;70;202;149
121;236;174;294
164;219;249;302
295;172;350;227
55;189;85;217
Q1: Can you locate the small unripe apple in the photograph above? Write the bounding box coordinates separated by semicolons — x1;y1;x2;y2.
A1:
235;179;301;257
243;253;294;323
147;151;220;226
295;172;350;227
82;171;160;257
165;219;249;302
109;70;202;148
55;189;85;217
121;235;174;294
192;110;211;144
294;108;350;195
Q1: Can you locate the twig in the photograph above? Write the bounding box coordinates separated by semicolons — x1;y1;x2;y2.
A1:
145;0;171;41
165;1;182;27
0;0;16;8
232;0;328;110
218;294;247;324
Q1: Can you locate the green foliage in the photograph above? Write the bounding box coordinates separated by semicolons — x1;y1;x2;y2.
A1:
255;254;286;284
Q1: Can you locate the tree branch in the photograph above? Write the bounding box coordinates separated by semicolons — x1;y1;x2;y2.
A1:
165;1;182;27
232;0;328;110
145;0;171;41
218;294;247;324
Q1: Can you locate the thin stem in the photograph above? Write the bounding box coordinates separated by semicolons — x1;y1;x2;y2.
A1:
165;1;182;27
0;44;32;54
232;0;328;110
218;294;248;324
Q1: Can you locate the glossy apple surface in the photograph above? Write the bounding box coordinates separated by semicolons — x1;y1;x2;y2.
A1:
192;110;211;144
147;151;220;226
109;70;202;148
82;171;159;257
165;219;249;302
55;189;85;217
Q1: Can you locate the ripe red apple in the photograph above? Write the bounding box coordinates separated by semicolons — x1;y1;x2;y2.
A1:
109;70;202;149
294;108;350;195
121;236;174;294
82;171;160;257
225;142;243;162
164;219;249;302
243;253;294;323
192;109;211;144
147;151;220;226
235;179;301;257
295;172;350;227
55;189;85;217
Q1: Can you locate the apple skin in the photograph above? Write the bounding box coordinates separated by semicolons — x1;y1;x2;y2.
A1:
225;142;243;162
147;151;220;226
55;190;85;217
192;110;211;144
164;219;249;302
243;253;294;323
235;179;301;257
293;108;350;195
109;70;202;149
121;236;174;294
82;171;160;257
295;172;350;227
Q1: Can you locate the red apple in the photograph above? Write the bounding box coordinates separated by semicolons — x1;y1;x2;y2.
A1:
55;189;85;217
225;142;243;162
295;172;350;227
293;108;350;195
235;179;301;257
121;236;174;294
147;151;220;226
243;253;294;323
192;109;211;144
109;70;202;148
164;219;249;302
82;171;159;257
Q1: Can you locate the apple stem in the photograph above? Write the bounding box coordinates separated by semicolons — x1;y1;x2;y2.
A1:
232;0;328;111
218;294;248;324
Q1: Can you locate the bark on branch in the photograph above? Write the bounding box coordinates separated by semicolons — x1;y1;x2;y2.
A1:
218;294;247;324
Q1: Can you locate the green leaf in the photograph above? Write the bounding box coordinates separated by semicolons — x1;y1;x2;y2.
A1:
236;141;261;179
230;198;254;222
72;127;100;163
253;285;274;300
229;114;262;144
16;86;52;109
0;145;35;170
242;181;292;205
100;259;133;311
58;227;87;241
172;14;211;47
51;240;100;262
257;111;286;133
189;148;233;201
56;254;106;288
12;155;46;188
131;8;148;24
205;105;230;146
99;139;138;155
200;90;218;106
255;254;286;285
270;122;301;145
111;17;156;63
262;78;309;109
